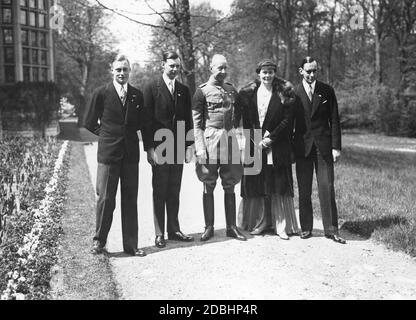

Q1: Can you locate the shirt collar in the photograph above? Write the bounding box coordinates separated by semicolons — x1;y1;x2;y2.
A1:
303;79;316;93
163;74;175;88
113;80;128;95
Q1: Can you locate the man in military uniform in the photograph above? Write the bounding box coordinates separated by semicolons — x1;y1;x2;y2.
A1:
192;54;247;242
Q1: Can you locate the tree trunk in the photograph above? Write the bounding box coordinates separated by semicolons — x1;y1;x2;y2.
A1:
177;0;196;95
285;36;293;81
273;31;280;67
374;30;382;84
326;0;337;84
78;62;90;127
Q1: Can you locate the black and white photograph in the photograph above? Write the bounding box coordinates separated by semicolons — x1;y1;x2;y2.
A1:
0;0;415;307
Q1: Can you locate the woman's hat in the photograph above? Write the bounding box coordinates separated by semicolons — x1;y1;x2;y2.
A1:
256;59;277;74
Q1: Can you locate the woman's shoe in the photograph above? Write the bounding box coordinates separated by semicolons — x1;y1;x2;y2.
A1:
277;232;289;240
250;228;265;235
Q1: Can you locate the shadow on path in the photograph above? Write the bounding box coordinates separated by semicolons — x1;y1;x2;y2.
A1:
107;229;261;258
341;215;409;239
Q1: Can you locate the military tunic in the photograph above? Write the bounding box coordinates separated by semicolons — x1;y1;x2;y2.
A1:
192;75;243;193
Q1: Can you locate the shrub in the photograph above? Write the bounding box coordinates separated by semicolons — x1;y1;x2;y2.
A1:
0;82;60;138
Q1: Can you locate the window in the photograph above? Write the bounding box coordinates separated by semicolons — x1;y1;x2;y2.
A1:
31;49;38;64
23;66;31;81
2;7;12;24
3;28;13;44
39;68;47;81
38;0;44;10
30;30;37;46
40;50;47;65
21;29;29;45
20;9;27;25
20;0;28;6
29;0;36;9
22;48;30;64
32;67;38;81
4;47;14;63
38;13;45;27
29;11;35;26
2;0;12;5
5;66;15;83
39;32;46;47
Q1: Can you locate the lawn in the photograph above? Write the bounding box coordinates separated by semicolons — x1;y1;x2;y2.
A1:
294;144;416;257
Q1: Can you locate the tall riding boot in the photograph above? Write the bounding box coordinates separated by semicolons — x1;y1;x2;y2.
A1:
201;193;215;241
225;193;247;241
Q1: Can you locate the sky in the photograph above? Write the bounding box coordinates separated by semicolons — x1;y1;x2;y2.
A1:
95;0;234;65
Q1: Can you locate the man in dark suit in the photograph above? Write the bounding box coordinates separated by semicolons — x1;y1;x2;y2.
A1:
84;54;146;256
293;56;346;244
142;51;194;249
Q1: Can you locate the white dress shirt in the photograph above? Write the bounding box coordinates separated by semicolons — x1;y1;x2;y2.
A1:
163;74;175;95
257;84;272;128
113;80;128;103
303;79;316;101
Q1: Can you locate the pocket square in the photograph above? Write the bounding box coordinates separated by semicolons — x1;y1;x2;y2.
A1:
322;100;328;104
136;105;141;109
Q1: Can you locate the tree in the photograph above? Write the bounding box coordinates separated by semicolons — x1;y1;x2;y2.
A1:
231;0;302;82
56;0;116;126
357;0;391;83
96;0;217;94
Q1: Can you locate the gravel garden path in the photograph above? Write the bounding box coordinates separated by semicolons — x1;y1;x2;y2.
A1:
82;141;416;300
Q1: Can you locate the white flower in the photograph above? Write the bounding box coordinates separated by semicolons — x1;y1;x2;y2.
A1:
1;141;69;300
18;277;26;283
15;293;25;300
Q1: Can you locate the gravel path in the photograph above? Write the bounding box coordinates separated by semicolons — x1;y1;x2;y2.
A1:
84;142;416;300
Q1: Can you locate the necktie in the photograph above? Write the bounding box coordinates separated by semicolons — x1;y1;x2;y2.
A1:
307;84;313;102
120;85;127;105
168;80;174;96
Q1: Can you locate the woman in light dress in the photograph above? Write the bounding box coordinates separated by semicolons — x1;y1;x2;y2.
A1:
238;59;299;239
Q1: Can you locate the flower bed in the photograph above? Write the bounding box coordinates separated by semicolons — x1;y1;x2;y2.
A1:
0;138;70;300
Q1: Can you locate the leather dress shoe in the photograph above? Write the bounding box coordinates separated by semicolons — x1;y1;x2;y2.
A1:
125;248;146;257
91;240;106;254
300;231;312;239
168;231;194;242
200;226;214;242
325;234;346;244
155;236;166;248
226;226;247;241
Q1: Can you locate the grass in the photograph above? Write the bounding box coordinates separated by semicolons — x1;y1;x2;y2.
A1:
336;147;416;256
50;121;119;300
293;145;416;257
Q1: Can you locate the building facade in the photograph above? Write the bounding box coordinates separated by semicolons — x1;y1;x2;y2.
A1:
0;0;54;85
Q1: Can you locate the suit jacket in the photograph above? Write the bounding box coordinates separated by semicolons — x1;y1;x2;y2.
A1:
240;78;295;167
142;77;193;157
293;80;341;160
84;82;145;164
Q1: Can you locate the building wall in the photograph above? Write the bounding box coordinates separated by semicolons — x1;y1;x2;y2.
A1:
0;0;58;138
0;0;54;84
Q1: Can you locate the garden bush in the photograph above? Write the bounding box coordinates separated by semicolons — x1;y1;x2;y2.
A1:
336;63;415;137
